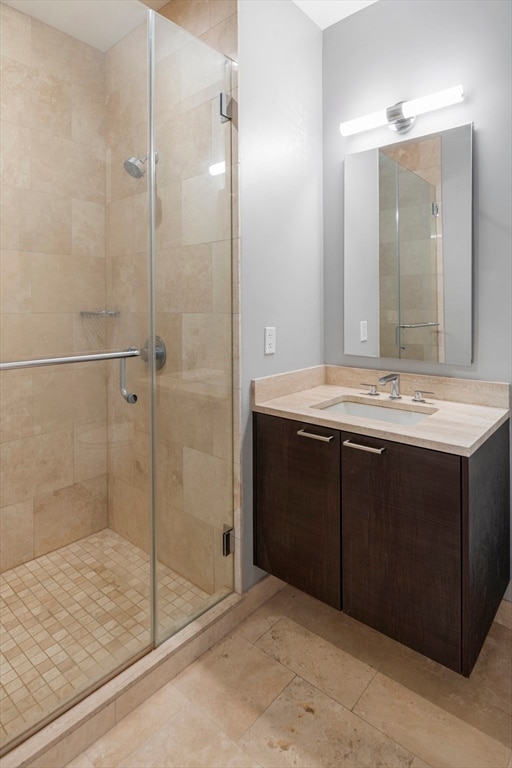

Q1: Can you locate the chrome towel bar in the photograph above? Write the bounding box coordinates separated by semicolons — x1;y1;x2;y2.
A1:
0;348;140;371
0;348;140;404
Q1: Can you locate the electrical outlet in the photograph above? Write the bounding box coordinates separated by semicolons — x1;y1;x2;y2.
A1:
264;326;276;355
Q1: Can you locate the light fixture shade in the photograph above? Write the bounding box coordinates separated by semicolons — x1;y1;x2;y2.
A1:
401;85;464;119
339;85;464;137
339;108;388;137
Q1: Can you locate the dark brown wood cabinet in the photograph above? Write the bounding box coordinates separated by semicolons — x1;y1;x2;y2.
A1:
253;413;341;609
253;412;510;676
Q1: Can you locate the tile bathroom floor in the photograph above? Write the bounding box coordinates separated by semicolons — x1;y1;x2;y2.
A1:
0;529;209;749
67;584;512;768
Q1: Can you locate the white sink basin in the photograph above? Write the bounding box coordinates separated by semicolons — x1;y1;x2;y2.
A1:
316;400;430;425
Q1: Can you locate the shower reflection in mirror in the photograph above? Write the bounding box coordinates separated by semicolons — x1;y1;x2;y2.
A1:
343;124;473;365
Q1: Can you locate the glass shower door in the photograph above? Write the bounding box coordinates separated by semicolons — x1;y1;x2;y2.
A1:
0;3;153;754
151;13;234;644
378;152;441;361
397;163;440;361
0;2;234;754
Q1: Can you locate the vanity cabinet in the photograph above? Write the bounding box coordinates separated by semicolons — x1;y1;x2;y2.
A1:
253;413;341;609
253;412;510;676
342;432;462;671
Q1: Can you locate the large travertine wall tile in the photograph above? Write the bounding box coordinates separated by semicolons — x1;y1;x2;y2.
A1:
32;370;75;434
0;313;74;360
212;239;232;314
30;134;105;204
0;373;33;443
0;3;31;65
107;194;149;257
0;250;31;312
183;447;232;529
182;312;231;373
31;254;106;313
0;56;72;138
158;389;215;453
110;252;148;311
0;5;108;569
160;0;210;38
72;364;108;424
30;17;104;90
71;199;105;258
0;184;21;250
200;12;237;60
212;395;233;460
0;120;31;187
154;313;182;373
156;244;212;313
74;423;108;482
154;54;182;127
105;22;147;99
34;476;107;556
108;479;150;554
157;506;215;592
71;81;105;150
0;500;34;571
155;100;211;184
208;0;236;28
18;189;72;254
181;171;231;245
154;181;183;249
0;430;74;508
160;0;237;59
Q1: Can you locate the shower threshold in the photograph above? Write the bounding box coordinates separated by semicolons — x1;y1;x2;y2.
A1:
0;529;211;754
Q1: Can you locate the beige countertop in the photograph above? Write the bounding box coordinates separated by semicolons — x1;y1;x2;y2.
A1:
252;367;510;457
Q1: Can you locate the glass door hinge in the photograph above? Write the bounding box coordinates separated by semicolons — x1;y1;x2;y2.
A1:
222;525;235;556
220;92;232;123
432;202;439;216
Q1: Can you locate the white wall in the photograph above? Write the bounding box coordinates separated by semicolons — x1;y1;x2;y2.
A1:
323;0;511;598
238;0;323;589
239;0;510;595
323;0;512;385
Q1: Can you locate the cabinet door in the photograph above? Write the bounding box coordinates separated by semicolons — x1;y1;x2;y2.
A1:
254;413;341;609
342;432;462;672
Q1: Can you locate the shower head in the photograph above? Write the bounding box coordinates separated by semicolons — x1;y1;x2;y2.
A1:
123;152;159;179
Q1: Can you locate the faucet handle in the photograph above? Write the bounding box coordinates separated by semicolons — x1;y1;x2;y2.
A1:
361;383;379;396
412;390;434;403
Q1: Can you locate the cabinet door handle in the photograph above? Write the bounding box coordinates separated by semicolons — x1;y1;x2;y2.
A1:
297;429;334;443
343;439;386;454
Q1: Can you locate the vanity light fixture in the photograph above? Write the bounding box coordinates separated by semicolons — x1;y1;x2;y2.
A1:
339;85;464;137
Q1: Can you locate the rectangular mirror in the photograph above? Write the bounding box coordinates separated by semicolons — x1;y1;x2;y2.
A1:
343;124;473;364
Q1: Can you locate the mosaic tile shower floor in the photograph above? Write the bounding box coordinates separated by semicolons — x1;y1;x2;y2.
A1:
0;529;209;748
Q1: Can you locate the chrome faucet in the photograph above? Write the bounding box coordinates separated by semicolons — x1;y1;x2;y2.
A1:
378;372;401;399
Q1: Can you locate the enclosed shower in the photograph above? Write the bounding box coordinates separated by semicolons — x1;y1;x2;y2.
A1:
0;0;234;755
378;142;443;362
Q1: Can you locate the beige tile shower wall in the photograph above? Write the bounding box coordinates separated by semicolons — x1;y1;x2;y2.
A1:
104;3;238;594
152;22;234;596
0;4;108;572
382;138;444;362
158;0;240;593
159;0;237;59
104;21;151;558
